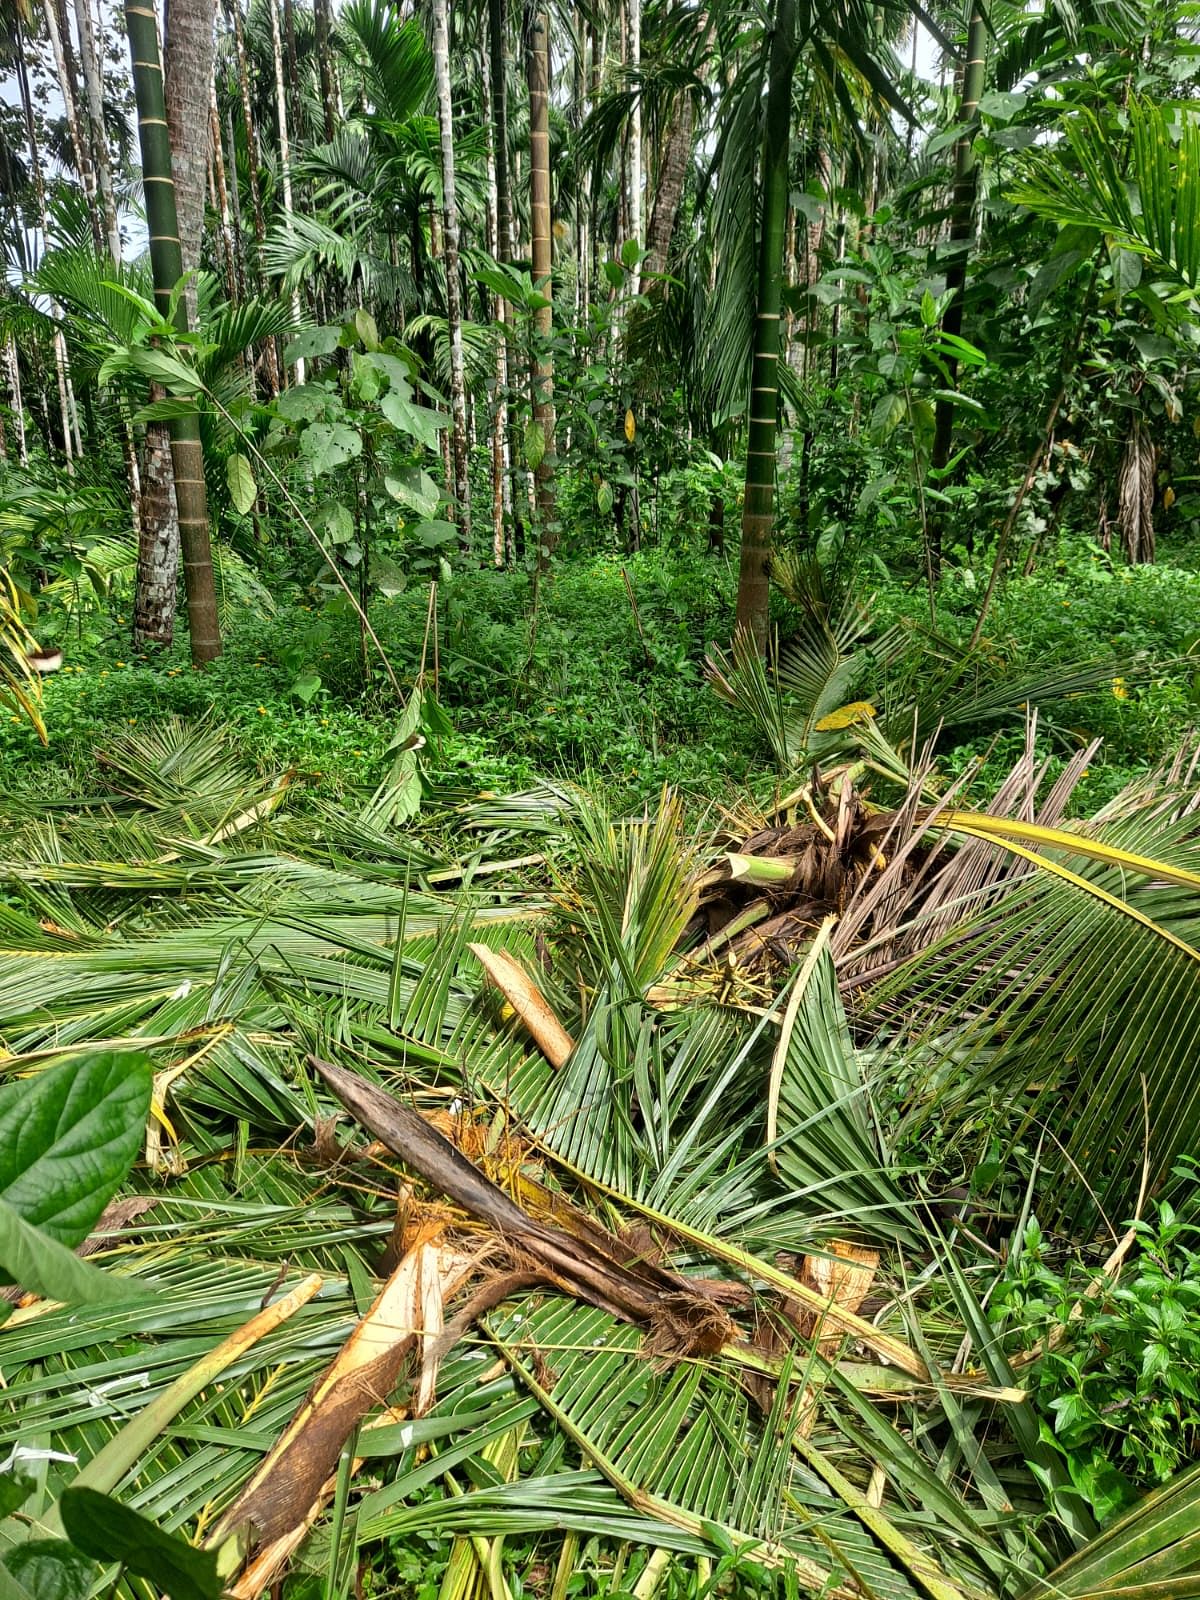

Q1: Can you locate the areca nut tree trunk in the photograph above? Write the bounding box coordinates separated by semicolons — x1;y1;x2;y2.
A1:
527;4;556;559
40;0;104;255
75;0;121;260
268;0;305;380
927;2;987;573
482;36;511;567
432;0;472;549
734;0;798;648
124;0;222;662
627;0;642;291
644;97;693;281
490;0;524;562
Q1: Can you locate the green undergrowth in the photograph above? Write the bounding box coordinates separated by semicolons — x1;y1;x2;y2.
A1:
2;537;1197;820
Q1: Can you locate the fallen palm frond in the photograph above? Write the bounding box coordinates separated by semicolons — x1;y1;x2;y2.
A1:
6;717;1200;1600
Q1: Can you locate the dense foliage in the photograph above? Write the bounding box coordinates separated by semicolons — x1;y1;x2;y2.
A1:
3;0;1200;1597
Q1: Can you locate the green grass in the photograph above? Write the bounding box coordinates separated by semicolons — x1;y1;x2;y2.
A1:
0;549;753;815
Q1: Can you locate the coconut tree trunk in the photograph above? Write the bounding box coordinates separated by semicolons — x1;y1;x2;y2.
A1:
734;0;797;648
927;3;987;575
162;0;217;302
125;0;221;662
75;0;121;259
432;0;472;549
527;4;556;559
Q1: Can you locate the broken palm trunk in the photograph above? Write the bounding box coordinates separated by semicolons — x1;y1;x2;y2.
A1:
309;1056;735;1359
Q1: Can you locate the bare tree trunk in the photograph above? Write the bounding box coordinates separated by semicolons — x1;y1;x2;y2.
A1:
527;5;556;558
75;0;121;259
134;0;217;645
137;417;180;642
14;24;76;467
432;0;472;548
163;0;217;311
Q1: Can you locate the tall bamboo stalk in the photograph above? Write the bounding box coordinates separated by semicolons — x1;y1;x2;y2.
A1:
124;0;221;662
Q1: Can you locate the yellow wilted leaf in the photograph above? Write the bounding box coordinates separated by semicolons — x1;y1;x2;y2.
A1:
814;700;877;732
624;408;636;443
1164;485;1177;511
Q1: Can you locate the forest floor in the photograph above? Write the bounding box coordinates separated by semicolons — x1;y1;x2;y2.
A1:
4;536;1199;818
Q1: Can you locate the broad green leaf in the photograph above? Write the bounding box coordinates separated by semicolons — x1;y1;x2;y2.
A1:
370;554;407;597
317;500;355;544
0;1563;34;1600
415;519;457;548
0;1477;34;1518
283;324;340;364
596;480;614;515
4;1542;94;1600
364;351;415;394
524;418;546;470
225;453;257;516
979;88;1027;121
620;238;641;269
869;392;905;442
385;467;440;518
602;260;624;289
0;1200;150;1304
291;668;322;704
59;1490;221;1600
353;308;381;351
379;391;446;451
300;420;363;475
0;1049;152;1245
1110;245;1143;295
350;351;384;402
274;384;330;422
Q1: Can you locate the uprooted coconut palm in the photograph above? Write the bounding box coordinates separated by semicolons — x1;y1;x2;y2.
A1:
4;716;1200;1600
